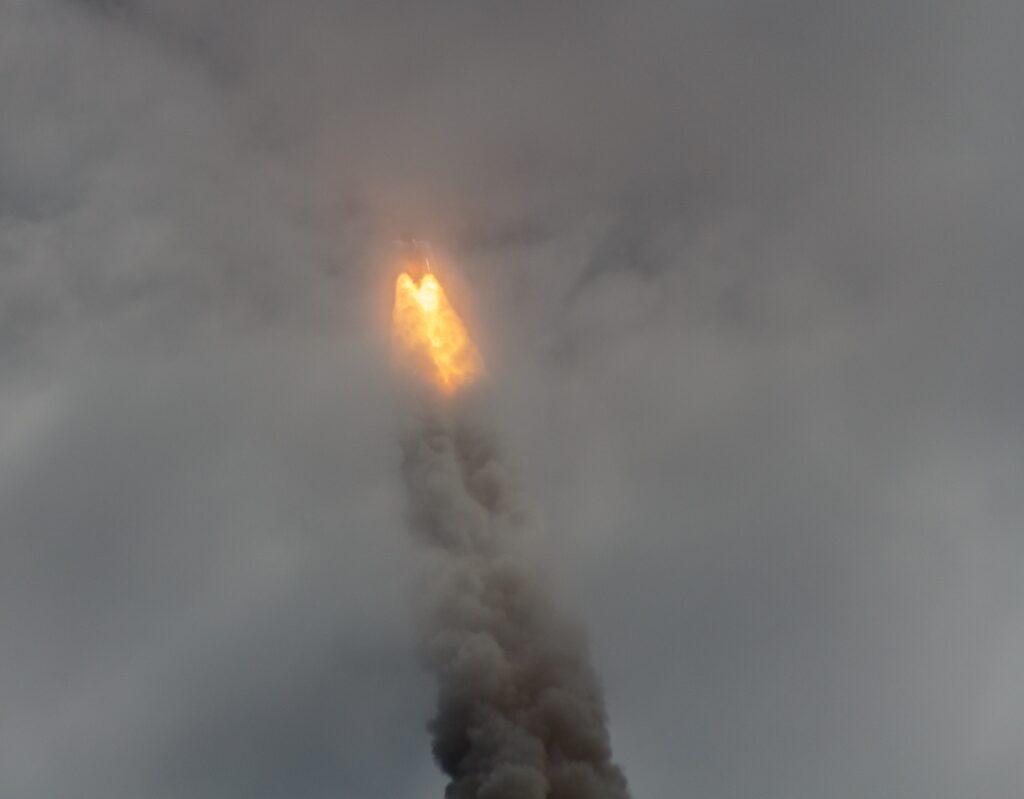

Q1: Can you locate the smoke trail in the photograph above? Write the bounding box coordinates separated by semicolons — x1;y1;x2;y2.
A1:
400;404;630;799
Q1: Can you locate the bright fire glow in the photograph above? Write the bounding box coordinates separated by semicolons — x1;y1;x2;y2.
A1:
393;270;482;393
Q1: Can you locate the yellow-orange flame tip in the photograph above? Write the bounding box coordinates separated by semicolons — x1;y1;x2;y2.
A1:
392;271;482;393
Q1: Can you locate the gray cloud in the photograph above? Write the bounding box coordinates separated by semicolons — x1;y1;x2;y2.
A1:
1;1;1022;797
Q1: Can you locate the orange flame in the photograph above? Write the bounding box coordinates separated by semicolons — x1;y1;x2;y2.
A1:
393;269;482;393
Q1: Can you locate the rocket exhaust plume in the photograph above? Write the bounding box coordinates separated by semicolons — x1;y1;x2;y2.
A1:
393;262;483;394
392;255;630;798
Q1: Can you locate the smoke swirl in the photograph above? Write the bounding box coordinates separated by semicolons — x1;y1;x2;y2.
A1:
400;407;630;799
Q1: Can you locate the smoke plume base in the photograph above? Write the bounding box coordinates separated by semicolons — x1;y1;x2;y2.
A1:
400;406;630;799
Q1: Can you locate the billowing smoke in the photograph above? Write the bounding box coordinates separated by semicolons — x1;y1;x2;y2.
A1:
399;403;630;799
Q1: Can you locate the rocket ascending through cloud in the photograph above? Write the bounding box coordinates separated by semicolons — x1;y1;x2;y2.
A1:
392;253;630;798
392;251;483;393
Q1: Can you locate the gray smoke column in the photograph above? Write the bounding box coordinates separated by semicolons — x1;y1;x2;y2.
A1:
400;402;630;799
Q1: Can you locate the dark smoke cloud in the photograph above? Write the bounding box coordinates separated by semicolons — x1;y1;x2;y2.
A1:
401;407;628;798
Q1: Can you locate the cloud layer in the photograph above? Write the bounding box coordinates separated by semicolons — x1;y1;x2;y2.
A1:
2;1;1022;797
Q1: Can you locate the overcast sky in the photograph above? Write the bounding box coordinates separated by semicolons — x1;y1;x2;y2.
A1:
2;1;1023;797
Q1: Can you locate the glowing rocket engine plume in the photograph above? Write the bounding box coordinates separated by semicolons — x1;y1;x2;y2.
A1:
392;252;630;798
393;266;482;393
